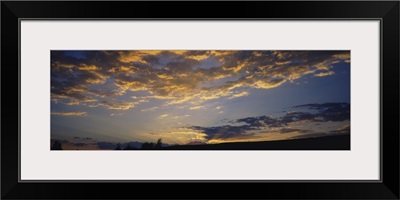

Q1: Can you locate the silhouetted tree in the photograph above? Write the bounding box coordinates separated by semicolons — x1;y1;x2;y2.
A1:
115;143;121;150
51;140;63;150
155;138;162;149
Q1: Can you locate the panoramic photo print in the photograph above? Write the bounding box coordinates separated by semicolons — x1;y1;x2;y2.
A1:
51;50;350;150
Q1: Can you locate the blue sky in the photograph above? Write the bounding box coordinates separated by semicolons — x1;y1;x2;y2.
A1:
51;50;350;149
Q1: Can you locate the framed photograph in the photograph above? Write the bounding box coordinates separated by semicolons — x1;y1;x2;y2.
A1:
2;1;399;199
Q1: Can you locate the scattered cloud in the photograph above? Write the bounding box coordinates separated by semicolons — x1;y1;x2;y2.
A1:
329;125;350;134
51;50;350;111
98;101;137;110
228;91;249;99
190;124;257;141
173;114;191;119
314;71;335;77
51;111;87;116
189;106;205;110
141;107;159;112
73;136;92;140
159;114;169;118
188;103;350;141
278;128;311;134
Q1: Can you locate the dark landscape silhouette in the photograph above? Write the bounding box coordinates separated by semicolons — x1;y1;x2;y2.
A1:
51;140;63;150
161;134;350;150
52;134;350;150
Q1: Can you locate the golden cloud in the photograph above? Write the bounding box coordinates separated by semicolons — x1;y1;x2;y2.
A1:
78;64;101;71
51;112;87;116
314;71;335;77
97;101;138;110
52;50;350;111
118;50;163;63
159;114;169;118
189;106;205;110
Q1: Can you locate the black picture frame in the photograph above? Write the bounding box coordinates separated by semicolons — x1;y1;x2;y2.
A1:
2;1;399;199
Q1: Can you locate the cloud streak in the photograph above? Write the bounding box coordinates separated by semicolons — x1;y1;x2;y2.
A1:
51;112;87;116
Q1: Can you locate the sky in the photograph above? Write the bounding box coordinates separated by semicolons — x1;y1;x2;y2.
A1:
51;50;350;150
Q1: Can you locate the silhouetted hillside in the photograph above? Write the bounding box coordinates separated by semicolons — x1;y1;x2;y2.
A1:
162;134;350;150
